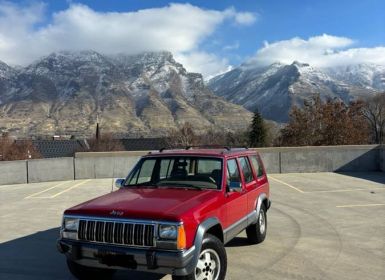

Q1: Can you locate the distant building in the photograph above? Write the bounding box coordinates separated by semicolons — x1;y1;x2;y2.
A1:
121;138;168;151
16;140;88;158
15;138;169;158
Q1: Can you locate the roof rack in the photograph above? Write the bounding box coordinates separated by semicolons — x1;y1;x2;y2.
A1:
185;145;230;150
155;146;249;153
185;145;249;151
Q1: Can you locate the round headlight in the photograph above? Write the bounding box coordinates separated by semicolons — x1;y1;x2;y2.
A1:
159;224;177;239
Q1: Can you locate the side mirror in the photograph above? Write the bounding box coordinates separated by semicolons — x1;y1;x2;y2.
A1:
228;181;242;192
115;178;125;189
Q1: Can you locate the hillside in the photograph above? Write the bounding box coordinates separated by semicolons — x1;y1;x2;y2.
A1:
0;51;252;137
208;61;384;122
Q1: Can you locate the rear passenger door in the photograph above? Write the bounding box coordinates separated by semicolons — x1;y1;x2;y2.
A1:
238;156;258;213
224;158;248;230
248;154;269;210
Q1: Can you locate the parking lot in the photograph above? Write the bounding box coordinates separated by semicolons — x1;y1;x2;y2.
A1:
0;172;384;280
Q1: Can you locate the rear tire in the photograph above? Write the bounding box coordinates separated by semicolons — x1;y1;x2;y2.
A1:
172;234;227;280
246;204;267;244
66;259;116;280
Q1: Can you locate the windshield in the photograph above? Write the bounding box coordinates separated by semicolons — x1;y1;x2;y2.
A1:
125;156;223;190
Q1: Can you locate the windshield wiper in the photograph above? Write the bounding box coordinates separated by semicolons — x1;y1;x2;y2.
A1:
125;182;159;188
158;182;202;190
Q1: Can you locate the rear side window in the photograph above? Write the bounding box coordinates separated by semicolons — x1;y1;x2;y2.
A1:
250;155;264;177
239;157;254;183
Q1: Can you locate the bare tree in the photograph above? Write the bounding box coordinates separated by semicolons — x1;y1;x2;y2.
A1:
166;122;200;148
280;96;370;146
0;134;41;161
86;133;124;152
362;92;385;144
199;129;228;146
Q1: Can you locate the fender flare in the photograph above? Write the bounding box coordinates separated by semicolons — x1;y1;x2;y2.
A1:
255;193;269;217
185;217;222;274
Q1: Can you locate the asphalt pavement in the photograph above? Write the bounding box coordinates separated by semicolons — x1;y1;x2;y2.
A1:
0;172;384;280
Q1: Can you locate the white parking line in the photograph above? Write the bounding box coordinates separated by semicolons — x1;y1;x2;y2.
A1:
24;181;68;199
336;203;385;208
307;187;385;194
269;176;304;193
50;179;90;198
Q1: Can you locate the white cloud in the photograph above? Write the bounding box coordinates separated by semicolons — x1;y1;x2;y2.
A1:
223;41;240;51
250;34;385;67
234;12;257;25
223;7;257;26
175;52;232;80
0;2;255;78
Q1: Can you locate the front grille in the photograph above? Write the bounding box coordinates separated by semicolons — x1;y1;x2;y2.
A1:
78;219;155;247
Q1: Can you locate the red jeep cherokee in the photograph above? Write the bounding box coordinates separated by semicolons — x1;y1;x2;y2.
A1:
57;147;271;280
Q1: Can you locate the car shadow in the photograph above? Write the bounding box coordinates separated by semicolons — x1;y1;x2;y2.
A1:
0;228;165;280
225;237;251;247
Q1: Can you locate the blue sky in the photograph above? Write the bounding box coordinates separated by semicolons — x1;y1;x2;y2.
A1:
1;0;385;78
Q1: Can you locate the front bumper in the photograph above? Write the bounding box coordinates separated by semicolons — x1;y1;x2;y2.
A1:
57;239;196;276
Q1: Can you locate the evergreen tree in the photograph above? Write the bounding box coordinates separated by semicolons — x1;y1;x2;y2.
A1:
249;110;267;147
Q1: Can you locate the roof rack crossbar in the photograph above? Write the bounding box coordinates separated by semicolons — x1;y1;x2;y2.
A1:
185;145;233;151
157;146;249;153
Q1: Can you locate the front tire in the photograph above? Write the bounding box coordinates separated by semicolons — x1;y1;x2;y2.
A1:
172;234;227;280
66;259;116;280
246;204;267;244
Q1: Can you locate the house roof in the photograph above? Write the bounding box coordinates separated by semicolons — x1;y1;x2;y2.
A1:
16;140;88;158
15;138;170;158
121;138;168;151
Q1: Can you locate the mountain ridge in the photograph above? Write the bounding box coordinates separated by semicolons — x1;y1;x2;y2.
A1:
208;61;384;122
0;51;252;137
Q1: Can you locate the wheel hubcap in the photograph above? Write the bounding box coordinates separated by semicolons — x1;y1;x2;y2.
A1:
259;209;266;234
195;248;220;280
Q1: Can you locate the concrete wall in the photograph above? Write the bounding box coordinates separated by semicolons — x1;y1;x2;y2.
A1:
75;156;141;179
27;157;74;183
0;145;383;185
258;152;281;174
0;160;27;185
272;146;379;173
80;146;380;175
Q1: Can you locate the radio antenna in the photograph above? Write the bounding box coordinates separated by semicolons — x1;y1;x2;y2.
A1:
111;159;116;193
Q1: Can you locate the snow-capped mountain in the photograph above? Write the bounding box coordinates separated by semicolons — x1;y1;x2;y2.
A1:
0;51;252;137
0;61;13;79
208;61;383;122
325;64;385;91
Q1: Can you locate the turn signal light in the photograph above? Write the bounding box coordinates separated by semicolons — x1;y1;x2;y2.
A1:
177;225;186;250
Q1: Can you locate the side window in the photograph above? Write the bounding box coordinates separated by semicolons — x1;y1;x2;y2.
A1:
197;159;221;174
226;159;241;187
239;157;254;183
250;155;264;177
128;159;156;184
159;159;174;179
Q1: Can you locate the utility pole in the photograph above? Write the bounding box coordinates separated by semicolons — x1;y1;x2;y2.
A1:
96;114;100;140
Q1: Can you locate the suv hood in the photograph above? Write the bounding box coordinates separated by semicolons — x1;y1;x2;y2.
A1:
64;187;220;221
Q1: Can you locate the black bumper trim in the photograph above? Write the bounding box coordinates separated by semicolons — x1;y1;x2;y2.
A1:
57;239;195;276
